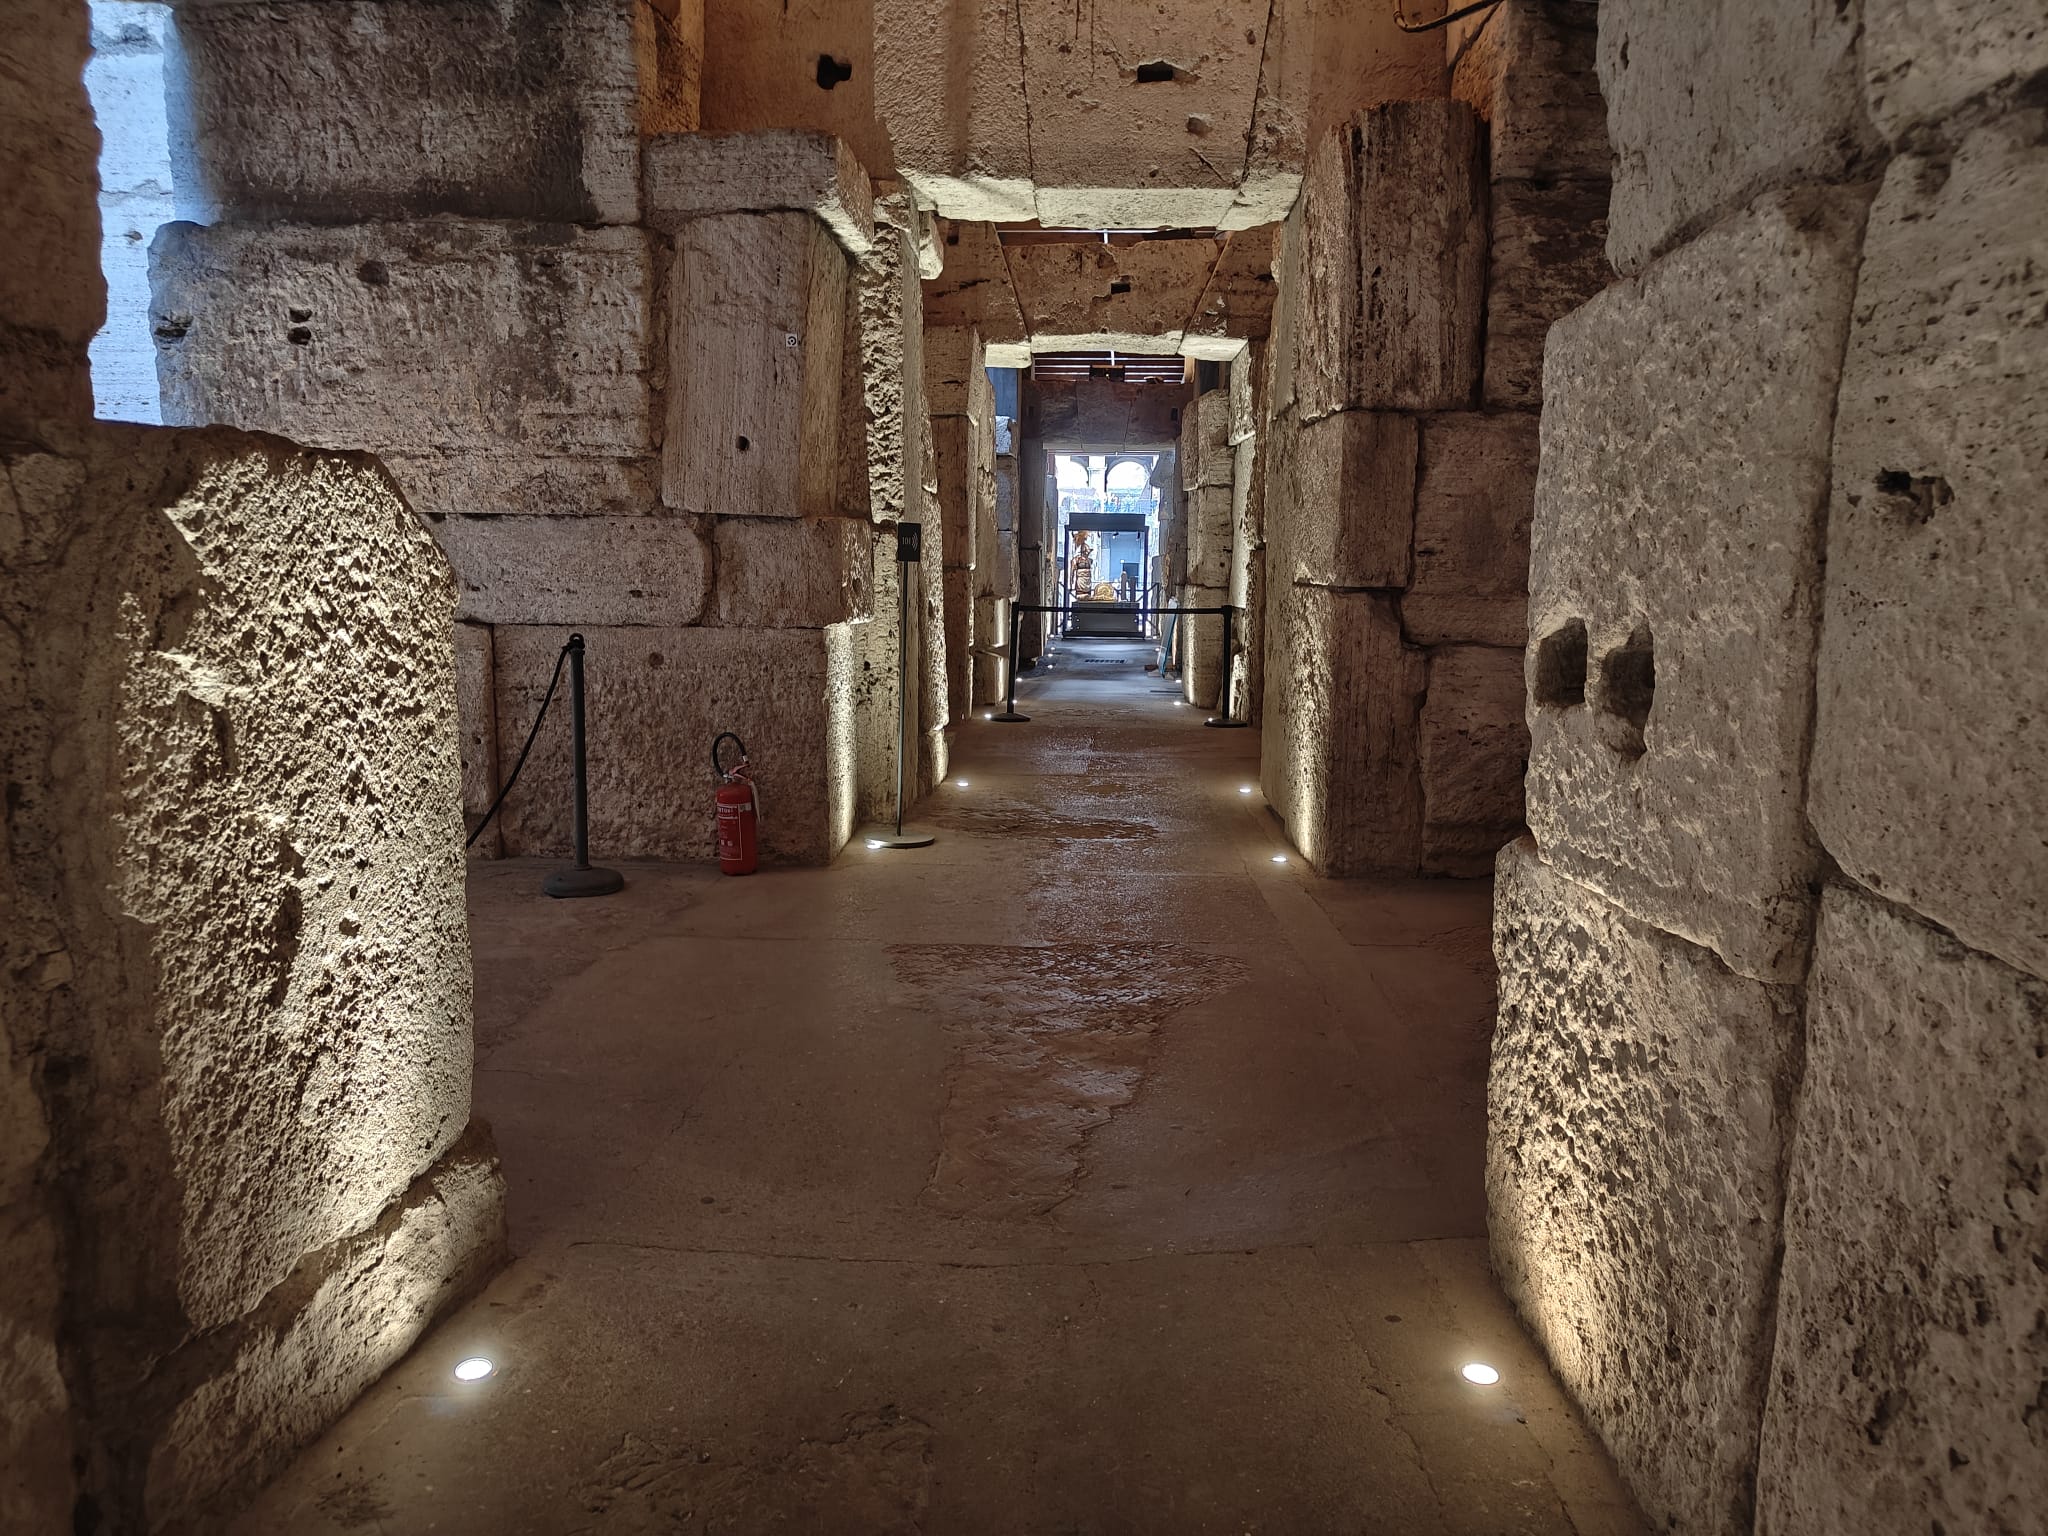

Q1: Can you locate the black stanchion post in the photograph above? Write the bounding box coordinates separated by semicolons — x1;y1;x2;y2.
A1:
543;633;625;896
1204;606;1249;729
994;601;1030;722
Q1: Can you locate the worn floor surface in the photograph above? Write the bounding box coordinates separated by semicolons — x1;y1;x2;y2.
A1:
237;638;1644;1535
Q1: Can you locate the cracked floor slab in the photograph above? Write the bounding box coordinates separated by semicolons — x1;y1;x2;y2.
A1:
233;637;1644;1535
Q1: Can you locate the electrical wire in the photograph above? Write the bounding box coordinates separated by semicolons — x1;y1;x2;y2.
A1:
464;638;571;850
1392;0;1502;33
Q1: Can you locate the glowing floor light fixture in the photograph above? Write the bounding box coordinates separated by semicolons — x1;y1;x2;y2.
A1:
956;780;969;788
867;839;885;850
1461;1362;1501;1386
1238;785;1253;795
1271;854;1288;865
453;1356;496;1383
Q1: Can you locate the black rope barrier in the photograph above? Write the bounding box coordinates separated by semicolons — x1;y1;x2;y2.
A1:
465;636;572;849
994;603;1245;727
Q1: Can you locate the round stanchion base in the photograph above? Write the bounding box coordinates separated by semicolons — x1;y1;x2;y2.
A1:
993;710;1031;723
861;827;936;849
1203;717;1251;729
542;864;625;899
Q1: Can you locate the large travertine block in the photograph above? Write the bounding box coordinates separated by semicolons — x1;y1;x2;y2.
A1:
1032;379;1189;450
929;414;981;574
451;621;500;857
1808;118;2048;984
1;425;500;1525
1755;884;2048;1536
1183;227;1280;359
1006;237;1220;352
1181;389;1234;487
167;0;647;225
1597;0;1872;275
151;220;656;520
1229;342;1260;445
1527;187;1868;982
873;0;1037;223
1261;585;1426;874
1178;587;1228;711
1405;412;1535;647
712;515;874;628
1;0;99;438
435;515;709;626
1283;410;1415;589
1420;646;1528;876
146;1131;506;1526
494;623;856;862
857;207;929;530
924;325;986;418
667;212;848;521
973;593;1009;706
1862;0;2048;142
1297;101;1487;420
940;565;975;724
1451;0;1607;183
1483;179;1612;408
1186;486;1234;588
643;129;874;256
1489;839;1802;1536
921;220;1028;343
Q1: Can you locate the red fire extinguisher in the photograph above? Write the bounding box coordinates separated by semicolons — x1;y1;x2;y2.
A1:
713;732;759;875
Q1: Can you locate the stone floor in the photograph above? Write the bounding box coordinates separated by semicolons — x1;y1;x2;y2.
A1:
236;637;1644;1535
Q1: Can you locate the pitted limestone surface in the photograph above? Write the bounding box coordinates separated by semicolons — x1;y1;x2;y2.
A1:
892;943;1245;1220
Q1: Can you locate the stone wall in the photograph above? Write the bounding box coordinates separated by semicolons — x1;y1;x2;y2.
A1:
150;0;887;864
1259;9;1610;876
1488;3;2048;1532
926;324;1000;714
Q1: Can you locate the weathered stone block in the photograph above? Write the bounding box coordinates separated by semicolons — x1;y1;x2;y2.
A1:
940;564;974;724
451;621;500;858
435;515;709;627
930;414;980;572
1808;117;2048;983
146;1131;506;1526
1181;389;1234;487
1420;646;1528;875
1405;412;1536;647
1527;186;1869;982
667;212;849;521
494;622;856;862
151;220;657;520
643;129;874;256
1483;179;1612;408
1489;838;1802;1536
972;593;1008;706
1228;341;1261;445
166;0;648;225
1186;486;1235;588
1754;883;2048;1536
1452;0;1608;183
1283;410;1415;589
1862;0;2048;142
1030;378;1188;451
1260;585;1426;874
1179;585;1228;711
712;515;874;628
1184;226;1279;358
1297;101;1487;420
921;219;1028;343
1597;0;1872;275
1008;237;1219;353
1;424;499;1524
924;325;985;418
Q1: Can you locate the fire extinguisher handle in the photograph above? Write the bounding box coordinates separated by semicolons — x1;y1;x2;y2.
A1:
712;731;749;780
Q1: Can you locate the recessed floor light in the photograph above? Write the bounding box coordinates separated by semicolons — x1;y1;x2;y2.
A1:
1271;854;1288;865
1238;785;1253;795
453;1356;495;1383
866;839;885;850
956;780;969;788
1461;1362;1501;1386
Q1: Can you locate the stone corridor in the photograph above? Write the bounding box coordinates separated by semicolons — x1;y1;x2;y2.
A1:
233;652;1638;1534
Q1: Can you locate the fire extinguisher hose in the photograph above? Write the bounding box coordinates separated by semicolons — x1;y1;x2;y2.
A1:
712;731;761;830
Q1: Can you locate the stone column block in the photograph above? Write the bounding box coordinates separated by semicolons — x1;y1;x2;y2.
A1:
1297;100;1487;420
667;212;849;520
1489;839;1803;1536
930;413;979;571
434;516;710;627
1184;227;1280;359
1451;0;1608;183
1482;179;1613;408
1754;883;2048;1536
1179;586;1228;711
1283;410;1415;589
1186;486;1235;589
973;593;1009;706
493;622;856;863
2;424;503;1525
1181;388;1234;487
1526;186;1870;983
940;565;975;724
924;324;985;417
1808;117;2048;983
643;129;874;257
1420;646;1529;875
151;221;658;520
167;0;649;225
1261;585;1426;874
712;515;874;628
1405;412;1536;647
1596;0;1872;274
